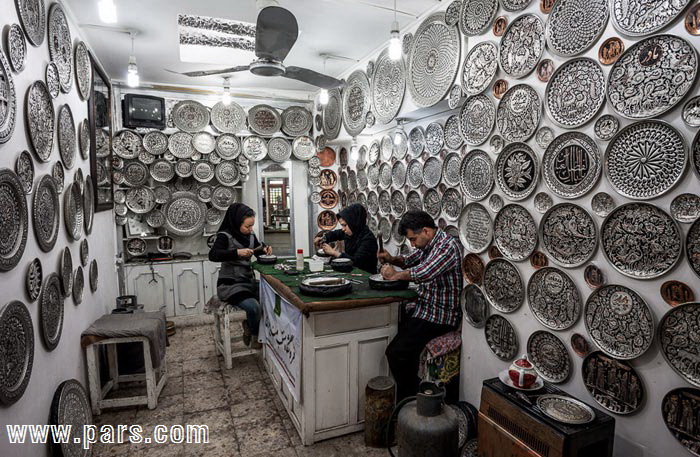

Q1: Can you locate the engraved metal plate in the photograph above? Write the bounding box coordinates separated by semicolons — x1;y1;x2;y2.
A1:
57;104;76;169
458;202;492;253
142;131;167;157
585;284;654;359
192;132;215;154
123;161;148;187
74;41;92;101
407;159;423;188
528;266;581;330
462;284;490;328
394;131;409;160
49;379;93;457
484;314;518;360
40;273;63;350
483;258;524;313
371;48;406;125
391;161;407;188
542;132;601;199
460;150;493;201
545;0;608;57
281;105;312;136
8;23;27;73
460;94;495;146
322;88;342;141
582;351;644;414
379;190;391;216
45;62;60;99
26;257;42;301
443;152;462;187
32;175;59;252
406;190;423;212
671;193;700;224
163;191;207;236
490;135;504;155
380;135;394;162
211;186;238;210
448;84;462;110
442;188;462;221
0;300;34;405
113;129;143;160
425;122;444;156
409;126;425;157
535;127;554;150
499;14;545;78
545;58;605;128
445;0;462;25
591;191;614;218
534;192;553;214
63;183;83;241
408;14;461;108
125;187;156;214
594;114;619;141
461;41;501;94
26;81;52;161
537;395;595;424
423;156;443;188
52;162;64;193
659;303;700;387
72;266;84;304
379;217;392;243
215;134;241;160
47;4;72;93
172;100;210;133
149;159;175;183
0;169;28;271
215;161;240;186
167;131;194;159
89;259;98;292
211;101;245;134
342;70;370;136
501;0;533;12
292;136;314;160
611;0;690;36
527;331;571;383
423;188;442;219
494;204;537;261
496;84;541;142
402;33;413;56
79;239;88;267
459;0;499;36
378;163;392;189
267;137;292;162
444;115;463;150
320;169;337;190
78;120;90;160
242;136;268;161
683;95;700;127
495;142;539;201
661;387;700;455
687;219;700;278
489;194;503;213
608;35;697;119
15;0;46;47
248;104;281;136
84;175;94;235
15;150;34;194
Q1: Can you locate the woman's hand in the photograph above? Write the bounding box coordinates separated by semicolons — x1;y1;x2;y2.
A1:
313;236;323;248
321;243;339;257
263;246;273;255
237;249;254;259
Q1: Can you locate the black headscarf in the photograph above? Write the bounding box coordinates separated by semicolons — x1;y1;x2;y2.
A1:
338;204;369;242
218;203;256;246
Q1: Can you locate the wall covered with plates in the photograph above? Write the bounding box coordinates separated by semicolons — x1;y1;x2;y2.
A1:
320;1;700;455
0;1;119;455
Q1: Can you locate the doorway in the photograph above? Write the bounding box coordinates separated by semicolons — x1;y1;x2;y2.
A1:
257;160;294;256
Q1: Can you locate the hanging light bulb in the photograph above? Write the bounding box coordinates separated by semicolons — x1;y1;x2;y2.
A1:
388;0;401;61
98;0;117;23
350;137;359;161
394;120;405;145
126;34;139;87
319;88;329;106
221;77;232;105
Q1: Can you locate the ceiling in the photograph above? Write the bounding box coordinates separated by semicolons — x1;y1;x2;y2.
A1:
64;0;441;93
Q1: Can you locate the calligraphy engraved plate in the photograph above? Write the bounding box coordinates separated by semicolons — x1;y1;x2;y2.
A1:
40;273;63;350
371;48;406;125
687;219;700;279
495;142;539;201
443;152;462;188
534;192;553;214
594;114;619;141
545;58;605;128
583;352;644;415
461;42;498;96
391;161;407;189
537;395;595;424
661;388;700;455
444;115;463;150
26;81;53;161
243;136;268;161
460;150;494;202
462;284;490;328
211;101;245;134
542;132;601;200
425;122;444;156
607;35;698;119
47;4;72;93
292;136;314;161
528;266;582;330
15;0;46;47
499;14;545;78
605;120;686;200
458;202;492;253
163;191;207;236
484;314;519;360
423;188;442;219
501;0;533;12
57;105;76;169
545;0;608;57
497;85;541;142
611;0;691;36
0;169;28;271
281;105;312;137
459;0;499;36
488;194;504;213
8;23;26;74
527;330;571;383
483;258;524;313
406;190;423;212
0;300;34;406
408;14;461;108
172;100;210;133
585;284;654;359
442;188;462;221
74;41;92;101
423;156;443;188
323;88;342;140
148;159;174;183
460;95;495;146
45;62;60;99
494;204;537;261
671;193;700;224
540;203;597;268
409;126;425;156
342;70;371;137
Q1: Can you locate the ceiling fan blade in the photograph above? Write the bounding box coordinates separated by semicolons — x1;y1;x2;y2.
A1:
284;66;345;89
165;66;250;77
255;6;299;62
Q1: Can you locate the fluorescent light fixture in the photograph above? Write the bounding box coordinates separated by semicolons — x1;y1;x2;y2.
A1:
127;55;139;87
319;88;329;105
98;0;117;24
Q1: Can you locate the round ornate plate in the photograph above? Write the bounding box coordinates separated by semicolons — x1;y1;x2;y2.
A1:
0;300;34;405
582;351;644;414
460;94;495;146
484;314;519;360
0;169;28;271
542;133;602;200
535;127;554;150
126;238;146;257
459;150;493;202
585;284;654;359
409;126;425;157
391;190;407;217
371;48;406;125
196;184;212;203
57;105;76;169
610;0;690;36
407;159;423;188
7;23;27;73
84;175;94;235
682;95;700;127
292;136;315;160
149;159;175;183
78;120;90;160
391;161;407;189
322;88;342;140
63;183;83;241
659;303;700;387
211;186;238;210
242;135;267;161
459;0;499;36
394;132;409;160
483;258;524;313
281;105;312;136
458;203;492;253
74;41;92;101
461;42;498;96
72;266;84;304
317;210;338;230
267;137;292;163
499;15;545;78
661;388;700;454
379;217;392;243
443;152;462;188
342;70;371;137
113;129;142;159
534;192;553;214
594;114;619;141
445;0;462;26
45;62;60;99
52;162;64;193
167;131;194;159
192;132;215;154
26;81;53;161
671;194;700;224
356;145;368;169
163;192;207;236
448;84;462;110
379;135;393;162
377;163;391;189
215;161;240;187
406;190;423;212
545;58;605;128
248;104;280;136
367;141;380;166
423;188;442;219
495;142;539;201
49;379;93;457
319;189;338;210
425;123;444;157
15;0;46;47
378;190;391;216
15;150;34;194
408;14;461;108
496;85;541;142
211;101;245;134
319;169;338;190
213;134;239;159
606;120;686;200
125;187;156;214
89;259;98;292
442;188;462;221
545;0;608;57
153;185;171;204
47;4;73;93
172;100;210;133
489;194;504;213
423;157;443;188
367;191;379;215
26;257;42;301
528;267;582;330
608;35;697;119
527;331;571;383
402;33;413;55
462;284;490;328
79;239;88;267
192;161;214;182
444;115;463;150
494;204;537;261
571;332;593;356
591;191;614;218
40;273;63;350
32;175;59;252
688;219;700;278
536;395;595;424
123;161;148;187
501;0;533;12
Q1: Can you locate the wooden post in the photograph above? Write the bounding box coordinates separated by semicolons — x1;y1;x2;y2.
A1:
365;376;396;448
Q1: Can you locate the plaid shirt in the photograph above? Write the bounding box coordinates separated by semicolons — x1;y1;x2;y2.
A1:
403;230;463;327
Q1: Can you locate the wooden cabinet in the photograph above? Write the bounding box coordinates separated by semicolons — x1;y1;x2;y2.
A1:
124;264;175;315
203;261;221;303
173;262;205;316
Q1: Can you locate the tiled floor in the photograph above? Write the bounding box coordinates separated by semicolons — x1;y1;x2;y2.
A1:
93;323;391;457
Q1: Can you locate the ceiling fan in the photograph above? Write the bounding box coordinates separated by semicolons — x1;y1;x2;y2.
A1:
167;5;345;89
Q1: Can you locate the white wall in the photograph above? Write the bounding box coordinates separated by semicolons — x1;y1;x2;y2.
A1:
0;2;119;456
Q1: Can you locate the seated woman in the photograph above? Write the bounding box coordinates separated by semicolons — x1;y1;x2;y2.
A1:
208;203;272;349
313;203;378;274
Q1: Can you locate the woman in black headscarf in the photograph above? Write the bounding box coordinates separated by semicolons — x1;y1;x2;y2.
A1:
209;203;271;348
313;203;378;273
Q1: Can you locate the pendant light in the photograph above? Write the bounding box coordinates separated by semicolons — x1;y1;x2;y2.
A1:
319;56;330;105
394;119;405;145
221;77;232;105
388;0;401;61
350;137;359;161
126;33;139;87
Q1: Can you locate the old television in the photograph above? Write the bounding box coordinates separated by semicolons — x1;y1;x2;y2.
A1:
122;94;166;129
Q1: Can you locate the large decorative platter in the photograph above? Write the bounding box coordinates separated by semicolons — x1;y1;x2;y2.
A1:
409;126;425;156
292;135;315;160
63;183;83;241
281;105;312;136
215;134;241;159
494;142;539;201
15;0;46;47
496;84;541;142
460;150;493;201
461;42;498;97
540;203;597;268
0;300;34;405
423;189;442;219
483;258;524;313
215;162;240;187
167;131;194;159
458;203;492;253
371;48;406;125
536;395;595;425
545;58;605;128
49;379;93;457
659;303;700;387
15;150;33;194
408;14;461;108
210;101;245;134
610;0;691;36
442;189;462;221
407;159;423;188
443;152;462;187
585;284;654;359
267;137;292;162
322;88;342;140
0;169;28;271
459;0;499;36
248;104;281;136
527;331;571;383
582;351;644;414
661;388;700;455
83;176;94;234
484;314;518;360
493;204;537;261
32;175;59;252
528;267;581;330
444;115;463;150
605;120;686;200
607;35;697;119
342;70;371;137
26;81;53;161
163;192;207;236
688;219;700;278
172;100;210;133
47;4;72;93
601;203;681;279
57;104;76;169
125;187;156;214
423;157;443;188
460;95;495;146
242;135;268;161
499;14;545;79
545;0;608;57
39;273;63;351
8;23;27;74
74;41;92;101
542;132;601;199
462;284;490;328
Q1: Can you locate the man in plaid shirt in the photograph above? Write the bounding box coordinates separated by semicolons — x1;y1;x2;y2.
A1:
378;210;463;400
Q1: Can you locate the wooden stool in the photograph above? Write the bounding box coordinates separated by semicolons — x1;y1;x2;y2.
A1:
209;296;260;369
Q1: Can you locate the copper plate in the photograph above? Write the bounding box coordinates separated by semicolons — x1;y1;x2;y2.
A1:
584;264;605;289
492;79;508;99
493;16;508;36
540;0;555;13
661;280;694;307
530;251;548;269
462;253;485;285
319;169;337;189
317;147;336;167
488;245;502;259
319;189;339;209
598;37;624;65
317;210;338;230
686;3;700;35
536;59;555;82
570;333;592;358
